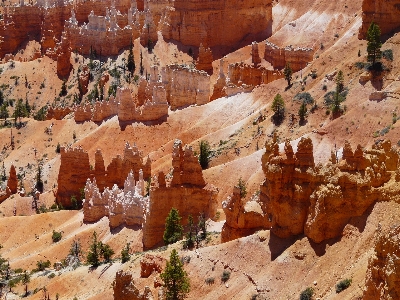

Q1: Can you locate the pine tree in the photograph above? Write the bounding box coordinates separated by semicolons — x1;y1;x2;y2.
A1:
298;101;307;123
22;270;30;296
367;22;382;67
198;213;207;240
59;80;67;97
184;215;195;249
283;63;293;87
332;71;345;115
0;103;9;122
160;249;190;300
140;51;144;76
198;140;211;169
87;231;100;267
127;40;135;75
335;70;344;93
271;94;285;124
163;208;183;245
99;242;114;262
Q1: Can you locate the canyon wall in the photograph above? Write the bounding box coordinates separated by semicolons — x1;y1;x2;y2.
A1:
222;137;400;243
56;143;150;207
359;0;400;39
161;0;272;58
264;41;314;71
46;106;72;120
142;139;218;249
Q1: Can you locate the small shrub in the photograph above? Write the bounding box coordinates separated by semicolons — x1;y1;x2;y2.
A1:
48;273;56;279
334;33;339;38
336;278;352;293
52;230;62;243
221;270;231;283
56;143;61;153
294;92;314;105
382;49;393;61
322;84;327;91
300;287;314;300
35;260;51;272
237;177;247;199
205;277;215;285
121;243;130;263
380;125;390;136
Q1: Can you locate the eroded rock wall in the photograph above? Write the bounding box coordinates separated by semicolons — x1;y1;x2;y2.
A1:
264;41;314;71
46;106;72;120
359;0;400;39
222;138;400;243
56;143;151;208
142;139;217;249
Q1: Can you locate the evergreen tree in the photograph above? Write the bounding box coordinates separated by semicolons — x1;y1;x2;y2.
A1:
22;270;30;296
127;40;135;74
99;242;114;263
298;101;307;124
335;70;344;94
140;51;144;76
160;249;190;300
87;231;100;267
36;164;43;193
0;90;4;106
59;80;67;97
198;140;211;169
198;213;207;240
24;98;31;117
283;63;293;87
271;94;285;124
184;215;195;249
0;103;9;122
121;243;130;263
367;22;382;67
163;208;183;245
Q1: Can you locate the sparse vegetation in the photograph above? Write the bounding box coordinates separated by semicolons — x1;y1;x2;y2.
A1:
382;49;393;61
237;177;247;199
294;92;314;105
221;270;231;283
271;94;285;125
52;230;62;243
335;278;352;293
300;287;314;300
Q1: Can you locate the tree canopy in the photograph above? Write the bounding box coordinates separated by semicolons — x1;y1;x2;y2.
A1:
163;208;183;245
367;22;382;67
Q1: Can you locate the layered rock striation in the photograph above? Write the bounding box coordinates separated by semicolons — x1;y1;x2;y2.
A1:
222;137;400;243
56;143;151;208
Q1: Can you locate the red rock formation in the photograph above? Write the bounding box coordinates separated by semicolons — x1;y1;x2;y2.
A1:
227;62;284;90
161;65;210;109
113;270;153;300
221;186;268;242
46;106;72;120
74;103;92;122
56;33;72;78
57;143;151;208
140;254;166;278
7;165;18;194
78;65;90;96
57;146;91;207
359;0;400;39
210;59;227;101
264;41;314;71
223;138;400;243
251;42;261;67
196;43;213;75
142;140;218;249
364;225;400;299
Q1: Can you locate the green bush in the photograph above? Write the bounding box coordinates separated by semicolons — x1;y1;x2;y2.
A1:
382;49;393;61
300;287;314;300
52;230;62;243
221;270;231;283
336;278;352;293
205;277;215;285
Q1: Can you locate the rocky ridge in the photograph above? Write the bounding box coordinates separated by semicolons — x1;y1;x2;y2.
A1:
223;137;400;243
